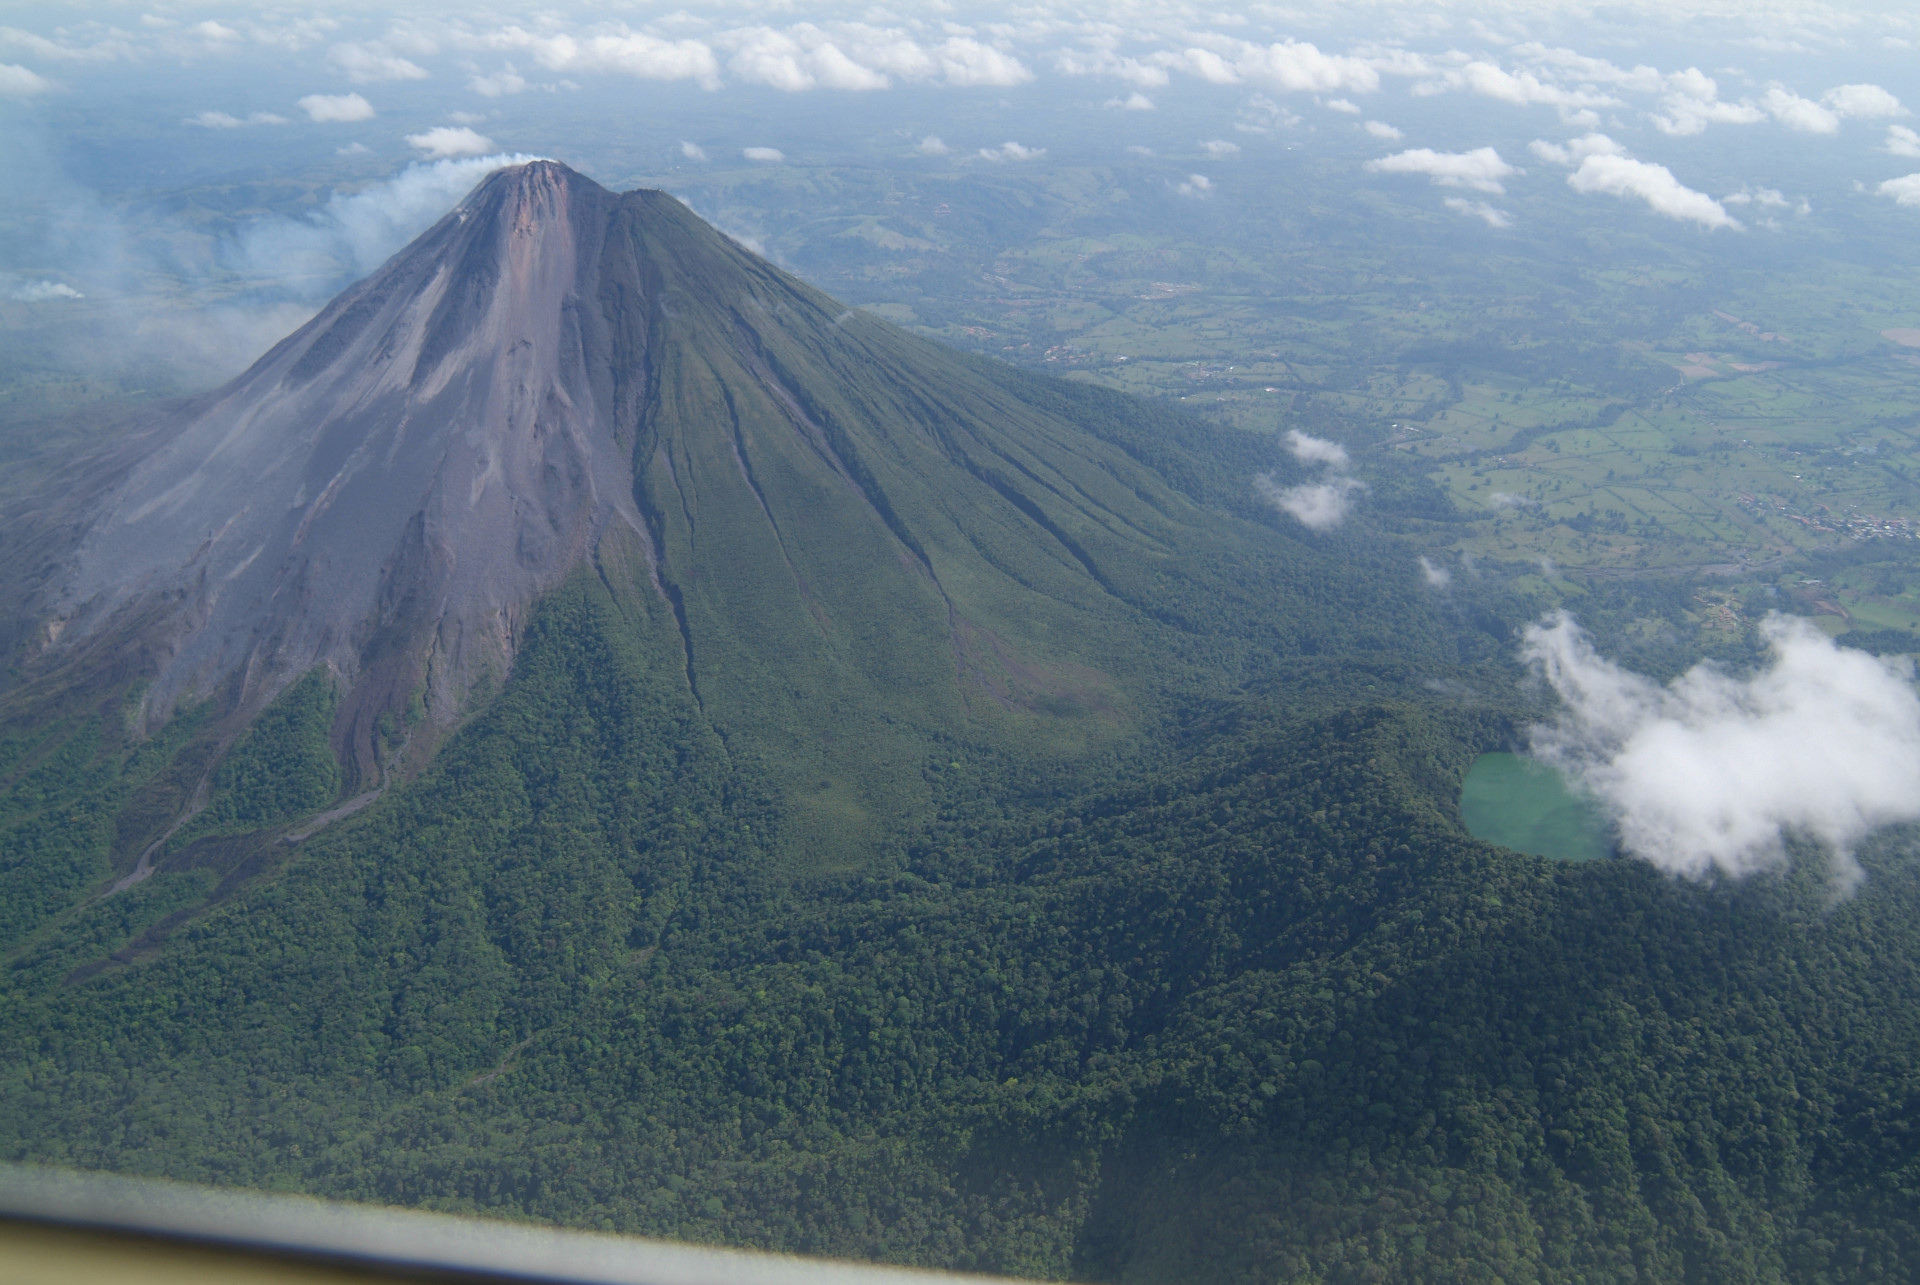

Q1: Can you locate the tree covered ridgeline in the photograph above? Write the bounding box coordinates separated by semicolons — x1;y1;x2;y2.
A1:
3;570;1918;1283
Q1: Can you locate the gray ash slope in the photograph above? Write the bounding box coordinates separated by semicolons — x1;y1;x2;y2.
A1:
44;160;1391;823
58;163;644;779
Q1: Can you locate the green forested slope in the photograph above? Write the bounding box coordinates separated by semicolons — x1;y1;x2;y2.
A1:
595;188;1453;868
4;558;1918;1283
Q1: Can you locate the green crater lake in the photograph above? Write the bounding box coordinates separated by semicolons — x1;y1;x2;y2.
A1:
1459;752;1614;863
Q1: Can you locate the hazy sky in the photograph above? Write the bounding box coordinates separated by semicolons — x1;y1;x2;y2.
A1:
3;1;1918;366
6;2;1916;191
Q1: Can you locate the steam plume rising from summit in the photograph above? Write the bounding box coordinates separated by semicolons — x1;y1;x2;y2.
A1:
1523;612;1920;886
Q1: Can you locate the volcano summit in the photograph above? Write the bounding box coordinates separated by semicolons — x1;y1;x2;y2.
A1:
27;160;1350;861
60;163;646;780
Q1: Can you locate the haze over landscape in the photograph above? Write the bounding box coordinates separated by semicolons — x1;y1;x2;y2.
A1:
4;2;1920;1281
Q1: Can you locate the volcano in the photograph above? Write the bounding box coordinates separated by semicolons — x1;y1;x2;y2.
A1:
34;160;1299;861
5;161;1904;1284
59;162;645;781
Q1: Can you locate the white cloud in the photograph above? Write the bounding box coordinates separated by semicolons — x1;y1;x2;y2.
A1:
1255;474;1364;530
1200;139;1240;157
1724;187;1790;208
978;141;1044;162
1285;429;1349;468
0;62;51;97
1652;68;1765;136
1763;85;1840;133
1360;47;1434;80
1057;46;1168;88
1567;152;1739;229
10;279;83;301
917;135;949;155
1824;83;1905;119
1534;134;1737;229
1257;428;1362;527
727;26;889;92
1888;125;1920;159
329;41;429;84
818;26;940;82
743;146;785;162
1176;173;1212;197
680;141;707;160
336;142;370;157
298;92;374;123
486;28;719;89
1364;120;1403;140
934;37;1030;87
1175;47;1240;85
1439;60;1620;118
1367;146;1514;194
469;65;527;97
1529;133;1624;165
405;125;494;159
1105;91;1154;110
682;26;1022;90
0;25;134;62
1239;40;1378;94
1419;556;1451;588
1523;612;1920;885
1880;174;1920;207
1445;197;1512;228
1325;97;1360;114
247;16;339;54
1510;43;1663;94
186;110;286;128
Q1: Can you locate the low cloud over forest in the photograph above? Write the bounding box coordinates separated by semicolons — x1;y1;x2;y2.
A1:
1524;613;1920;888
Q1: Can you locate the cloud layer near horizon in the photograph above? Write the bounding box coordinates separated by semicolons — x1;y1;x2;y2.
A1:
1523;613;1920;887
2;6;1908;135
6;3;1914;258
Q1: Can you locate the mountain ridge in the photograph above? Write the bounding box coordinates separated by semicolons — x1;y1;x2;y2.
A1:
15;158;1420;872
